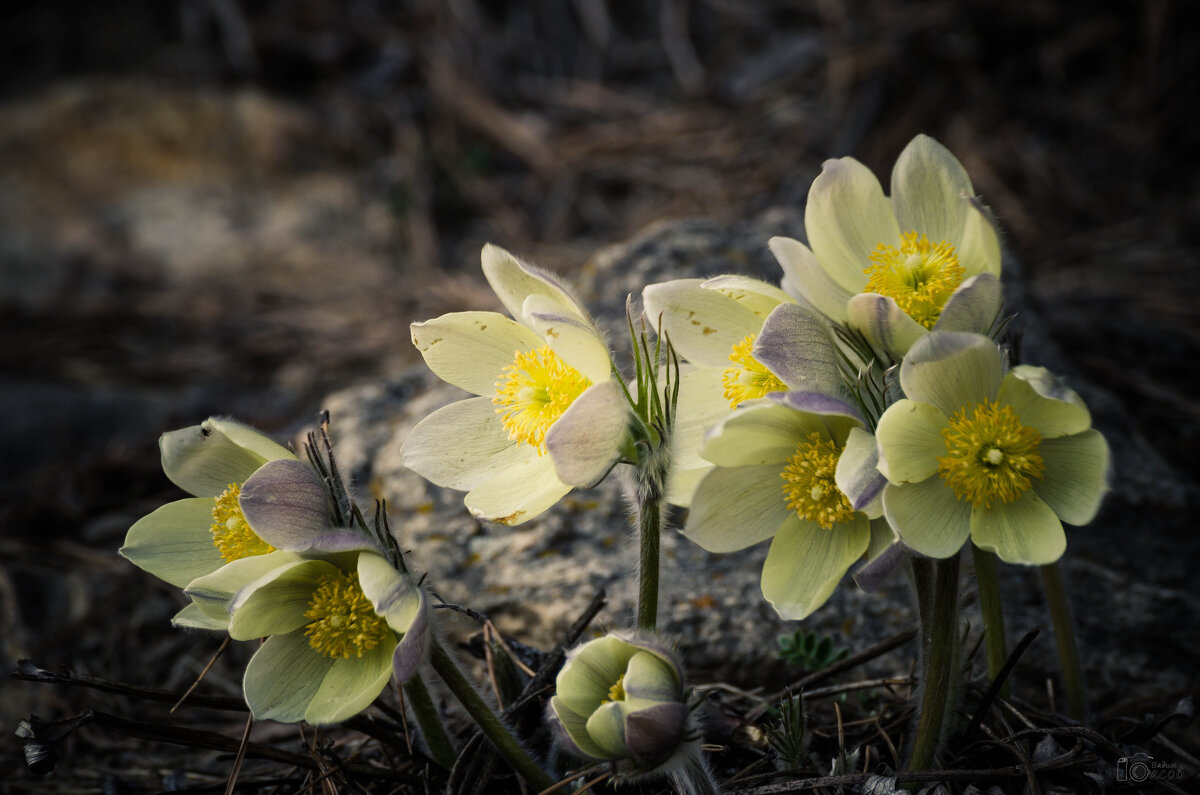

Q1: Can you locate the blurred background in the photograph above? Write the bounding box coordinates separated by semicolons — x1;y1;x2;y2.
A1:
1;0;1197;789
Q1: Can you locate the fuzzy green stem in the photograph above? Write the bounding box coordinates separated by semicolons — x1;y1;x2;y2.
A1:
637;484;662;631
907;555;961;772
971;544;1009;700
428;637;554;790
401;673;457;771
1040;561;1087;719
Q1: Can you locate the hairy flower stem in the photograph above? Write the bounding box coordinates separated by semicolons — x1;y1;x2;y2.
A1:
1040;561;1087;718
635;448;668;631
907;555;961;772
971;545;1009;700
402;673;456;771
429;637;554;790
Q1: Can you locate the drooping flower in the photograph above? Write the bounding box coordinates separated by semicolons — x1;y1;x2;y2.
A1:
683;392;893;619
402;244;630;525
183;458;430;724
641;275;808;506
771;135;1003;359
875;331;1110;564
120;417;297;628
548;633;689;771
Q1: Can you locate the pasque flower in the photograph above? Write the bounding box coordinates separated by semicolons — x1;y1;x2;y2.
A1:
770;135;1003;359
120;417;296;628
875;331;1109;564
184;459;430;724
402;244;630;525
548;633;689;770
683;389;893;619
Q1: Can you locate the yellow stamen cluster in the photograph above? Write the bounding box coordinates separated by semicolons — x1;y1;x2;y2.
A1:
780;432;856;529
493;346;592;452
722;335;787;407
937;400;1046;508
303;571;391;659
605;674;627;703
864;231;965;329
210;483;275;563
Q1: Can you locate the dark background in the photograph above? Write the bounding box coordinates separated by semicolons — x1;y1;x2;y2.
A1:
1;0;1197;790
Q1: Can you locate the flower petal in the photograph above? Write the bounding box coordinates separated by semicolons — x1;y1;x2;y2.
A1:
805;157;899;293
670;367;730;472
933;273;1002;335
891;135;974;248
835;426;886;515
998;366;1092;439
464;454;571;526
160;420;279;498
701;274;793;320
642;278;763;367
184;550;301;623
304;639;395;725
768;390;865;427
770;236;853;322
624;702;689;767
971;492;1066;565
481;243;588;323
206;418;296;463
410;311;542;397
882;478;972;559
761;514;870;620
585;701;628;758
956;199;1002;278
557;636;638;716
875;398;949;484
524;295;613;382
227;558;338;641
753;303;844;395
699;403;804;467
243;632;328;723
357;553;432;682
545;380;629;486
853;518;905;591
171;600;229;631
549;697;612;759
239;459;331;551
622;652;681;702
121;497;226;588
900;331;1002;416
846;292;927;360
1034;430;1110;525
684;464;791;552
401;396;532;491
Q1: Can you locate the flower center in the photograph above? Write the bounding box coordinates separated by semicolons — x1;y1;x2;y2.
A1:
937;400;1046;508
210;483;275;563
863;231;965;329
605;674;627;703
780;432;856;529
303;571;391;659
493;346;592;452
722;335;787;407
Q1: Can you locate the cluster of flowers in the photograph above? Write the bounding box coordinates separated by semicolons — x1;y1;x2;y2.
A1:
121;135;1109;783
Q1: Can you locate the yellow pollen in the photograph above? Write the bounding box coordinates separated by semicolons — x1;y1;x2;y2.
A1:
493;346;592;452
864;231;965;329
303;571;391;659
605;674;626;703
780;432;857;530
210;483;275;563
722;335;787;407
937;400;1046;508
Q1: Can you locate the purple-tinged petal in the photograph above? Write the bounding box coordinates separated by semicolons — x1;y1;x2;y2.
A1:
545;379;630;487
753;303;844;395
933;273;1002;336
770;236;853;323
846;292;926;360
835;426;885;514
768;390;865;425
239;459;332;551
625;702;689;768
853;520;905;592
